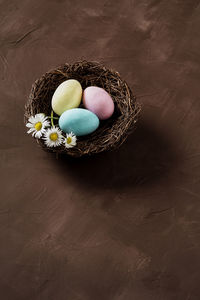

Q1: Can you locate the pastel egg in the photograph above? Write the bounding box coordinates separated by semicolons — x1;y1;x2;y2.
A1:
59;108;99;136
83;86;114;120
52;79;82;116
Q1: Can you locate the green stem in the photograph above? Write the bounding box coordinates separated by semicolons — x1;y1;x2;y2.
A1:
47;116;59;119
51;110;55;127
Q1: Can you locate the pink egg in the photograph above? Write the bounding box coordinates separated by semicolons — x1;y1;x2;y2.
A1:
83;86;114;120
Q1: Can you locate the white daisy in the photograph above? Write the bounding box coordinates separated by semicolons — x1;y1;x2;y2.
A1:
26;113;50;138
64;132;77;149
43;126;64;147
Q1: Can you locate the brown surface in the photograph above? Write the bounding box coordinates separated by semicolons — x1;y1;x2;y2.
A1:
1;0;200;299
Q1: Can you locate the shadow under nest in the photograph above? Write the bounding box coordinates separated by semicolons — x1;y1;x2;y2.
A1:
52;117;181;190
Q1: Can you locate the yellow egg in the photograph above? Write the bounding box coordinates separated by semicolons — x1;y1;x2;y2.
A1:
51;79;82;116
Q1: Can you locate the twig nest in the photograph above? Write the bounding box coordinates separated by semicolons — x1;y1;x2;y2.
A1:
24;61;141;157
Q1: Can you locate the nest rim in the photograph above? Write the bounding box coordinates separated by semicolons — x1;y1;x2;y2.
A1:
24;60;141;157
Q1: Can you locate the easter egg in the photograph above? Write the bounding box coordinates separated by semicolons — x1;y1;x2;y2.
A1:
59;108;99;136
52;79;82;116
83;86;114;120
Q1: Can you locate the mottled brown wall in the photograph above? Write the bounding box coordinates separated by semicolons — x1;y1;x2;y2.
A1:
1;0;200;299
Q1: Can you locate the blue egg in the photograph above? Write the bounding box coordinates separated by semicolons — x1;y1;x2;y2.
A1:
59;108;99;136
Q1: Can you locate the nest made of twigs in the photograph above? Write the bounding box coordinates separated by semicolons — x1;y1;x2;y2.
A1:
24;61;141;157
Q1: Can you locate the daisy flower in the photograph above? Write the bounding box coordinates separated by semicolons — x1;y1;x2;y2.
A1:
26;113;50;138
43;126;64;147
64;132;77;149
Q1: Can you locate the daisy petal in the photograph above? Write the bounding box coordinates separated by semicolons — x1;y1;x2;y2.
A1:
35;131;42;138
28;116;35;123
27;128;35;134
43;120;50;128
26;122;33;128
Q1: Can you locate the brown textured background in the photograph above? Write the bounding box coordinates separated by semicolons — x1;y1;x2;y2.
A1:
1;0;200;299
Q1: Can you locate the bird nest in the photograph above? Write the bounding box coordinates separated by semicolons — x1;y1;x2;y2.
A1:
24;61;141;157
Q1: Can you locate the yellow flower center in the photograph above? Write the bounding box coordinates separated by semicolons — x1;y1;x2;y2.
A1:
67;137;72;144
50;132;58;141
34;122;42;131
